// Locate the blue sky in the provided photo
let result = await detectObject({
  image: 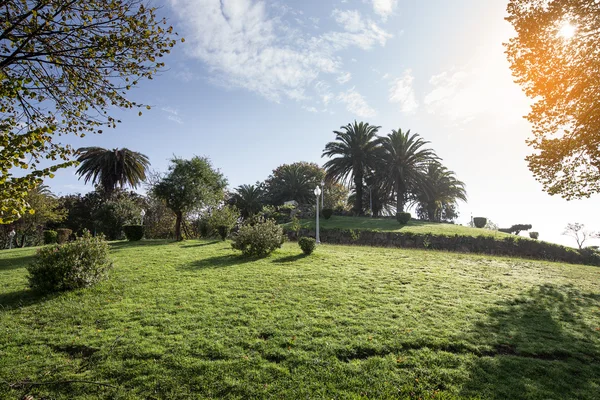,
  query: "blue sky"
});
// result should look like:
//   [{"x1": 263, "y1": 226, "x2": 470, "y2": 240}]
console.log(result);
[{"x1": 45, "y1": 0, "x2": 600, "y2": 247}]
